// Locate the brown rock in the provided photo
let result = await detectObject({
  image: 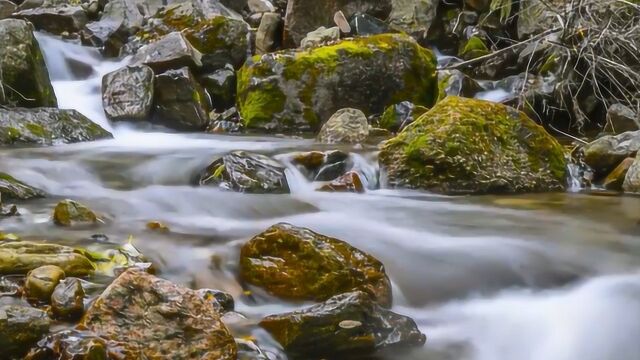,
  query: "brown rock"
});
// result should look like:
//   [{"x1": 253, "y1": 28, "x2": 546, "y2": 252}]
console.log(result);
[
  {"x1": 318, "y1": 171, "x2": 365, "y2": 193},
  {"x1": 603, "y1": 157, "x2": 635, "y2": 191}
]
